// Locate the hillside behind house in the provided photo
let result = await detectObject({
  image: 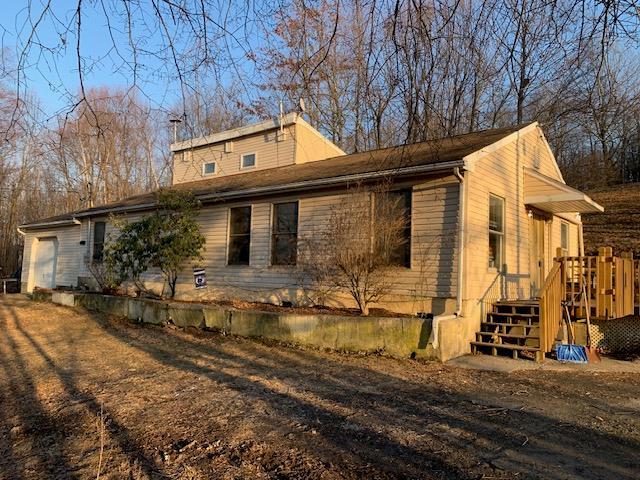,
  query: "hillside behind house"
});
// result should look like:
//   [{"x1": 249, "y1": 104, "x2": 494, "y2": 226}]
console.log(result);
[{"x1": 583, "y1": 183, "x2": 640, "y2": 256}]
